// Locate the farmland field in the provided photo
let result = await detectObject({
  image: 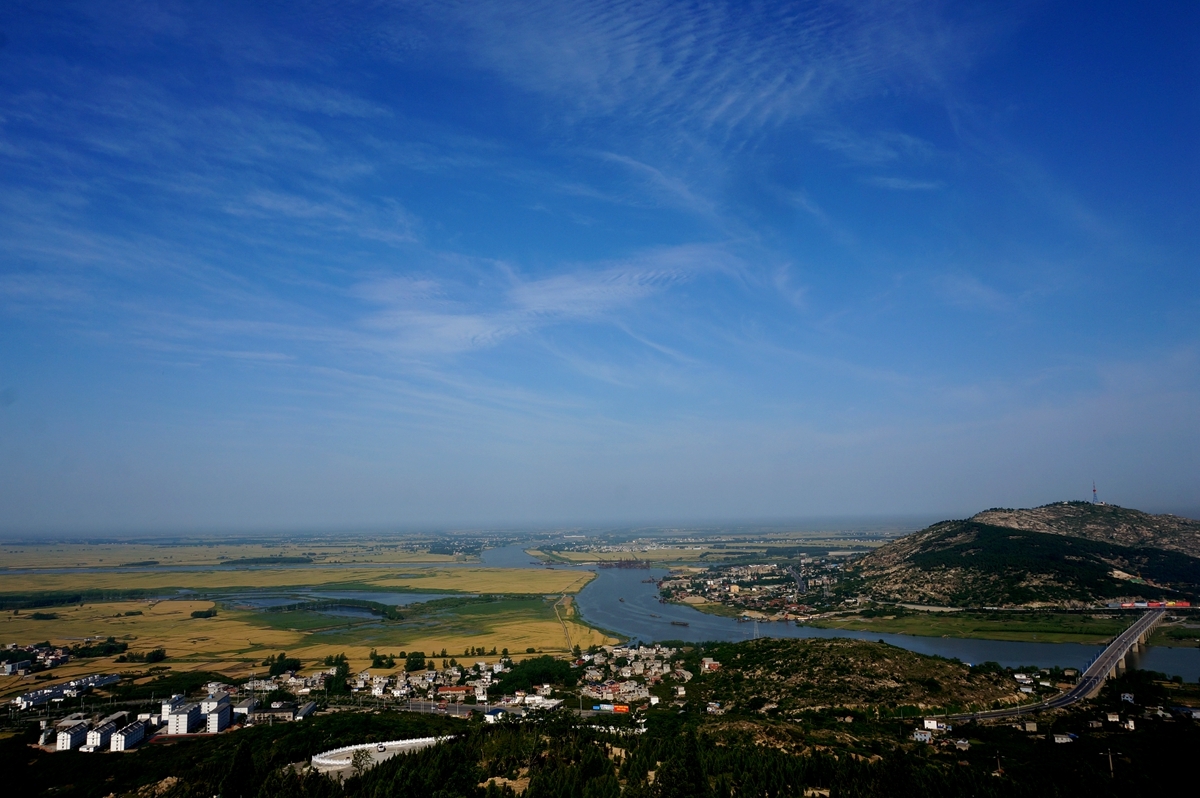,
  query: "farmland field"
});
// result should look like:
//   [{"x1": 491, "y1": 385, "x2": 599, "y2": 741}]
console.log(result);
[
  {"x1": 0, "y1": 564, "x2": 593, "y2": 596},
  {"x1": 807, "y1": 610, "x2": 1132, "y2": 644},
  {"x1": 0, "y1": 540, "x2": 610, "y2": 700},
  {"x1": 0, "y1": 541, "x2": 463, "y2": 569},
  {"x1": 0, "y1": 593, "x2": 612, "y2": 701}
]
